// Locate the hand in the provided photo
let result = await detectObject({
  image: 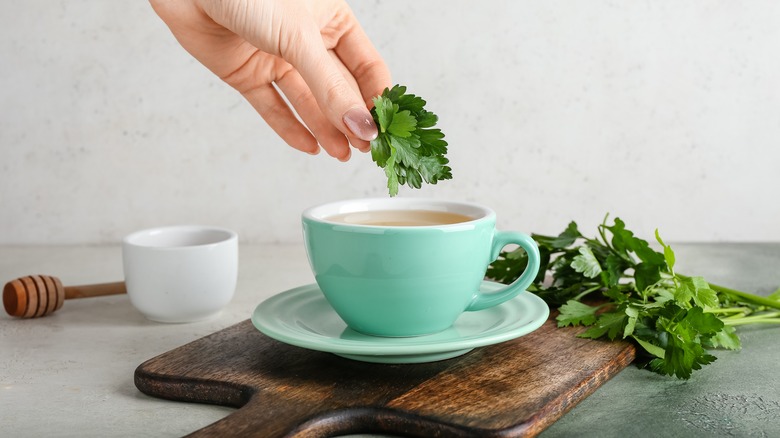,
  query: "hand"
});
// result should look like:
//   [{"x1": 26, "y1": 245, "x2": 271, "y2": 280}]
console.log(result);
[{"x1": 150, "y1": 0, "x2": 391, "y2": 161}]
